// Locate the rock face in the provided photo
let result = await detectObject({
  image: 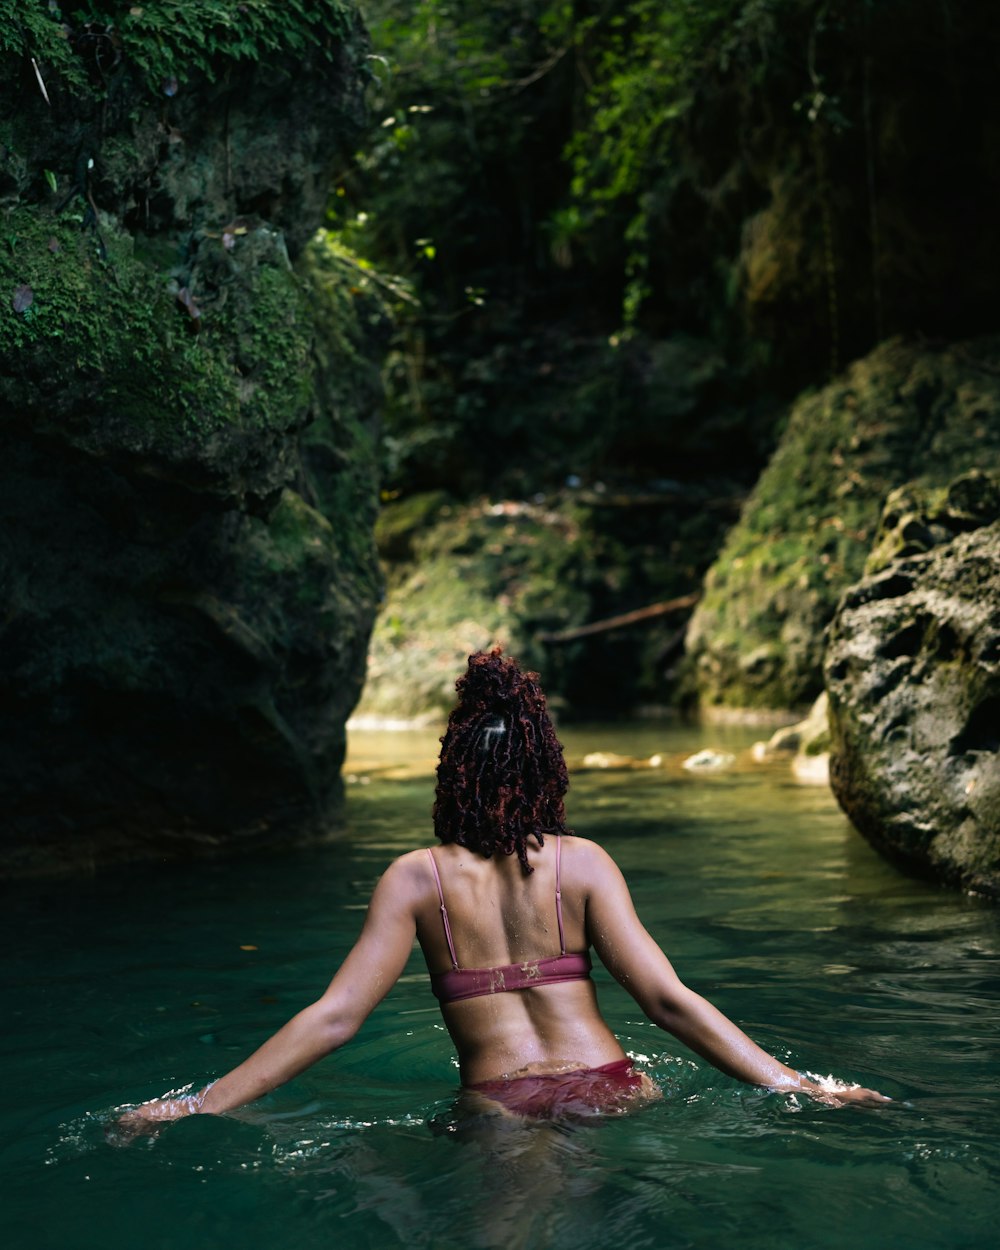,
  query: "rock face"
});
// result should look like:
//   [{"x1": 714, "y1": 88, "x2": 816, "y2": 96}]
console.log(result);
[
  {"x1": 355, "y1": 482, "x2": 729, "y2": 724},
  {"x1": 0, "y1": 6, "x2": 383, "y2": 874},
  {"x1": 825, "y1": 474, "x2": 1000, "y2": 896},
  {"x1": 685, "y1": 337, "x2": 1000, "y2": 711}
]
